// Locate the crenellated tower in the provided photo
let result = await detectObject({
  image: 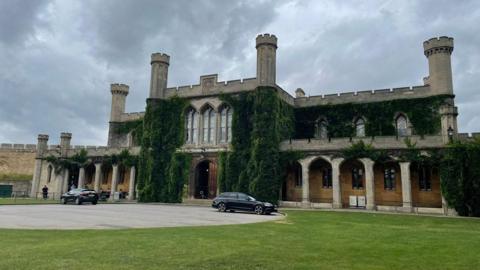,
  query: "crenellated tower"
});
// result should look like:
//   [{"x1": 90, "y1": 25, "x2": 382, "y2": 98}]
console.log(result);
[
  {"x1": 108, "y1": 83, "x2": 129, "y2": 147},
  {"x1": 149, "y1": 53, "x2": 170, "y2": 99},
  {"x1": 423, "y1": 36, "x2": 454, "y2": 95},
  {"x1": 256, "y1": 34, "x2": 277, "y2": 86}
]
